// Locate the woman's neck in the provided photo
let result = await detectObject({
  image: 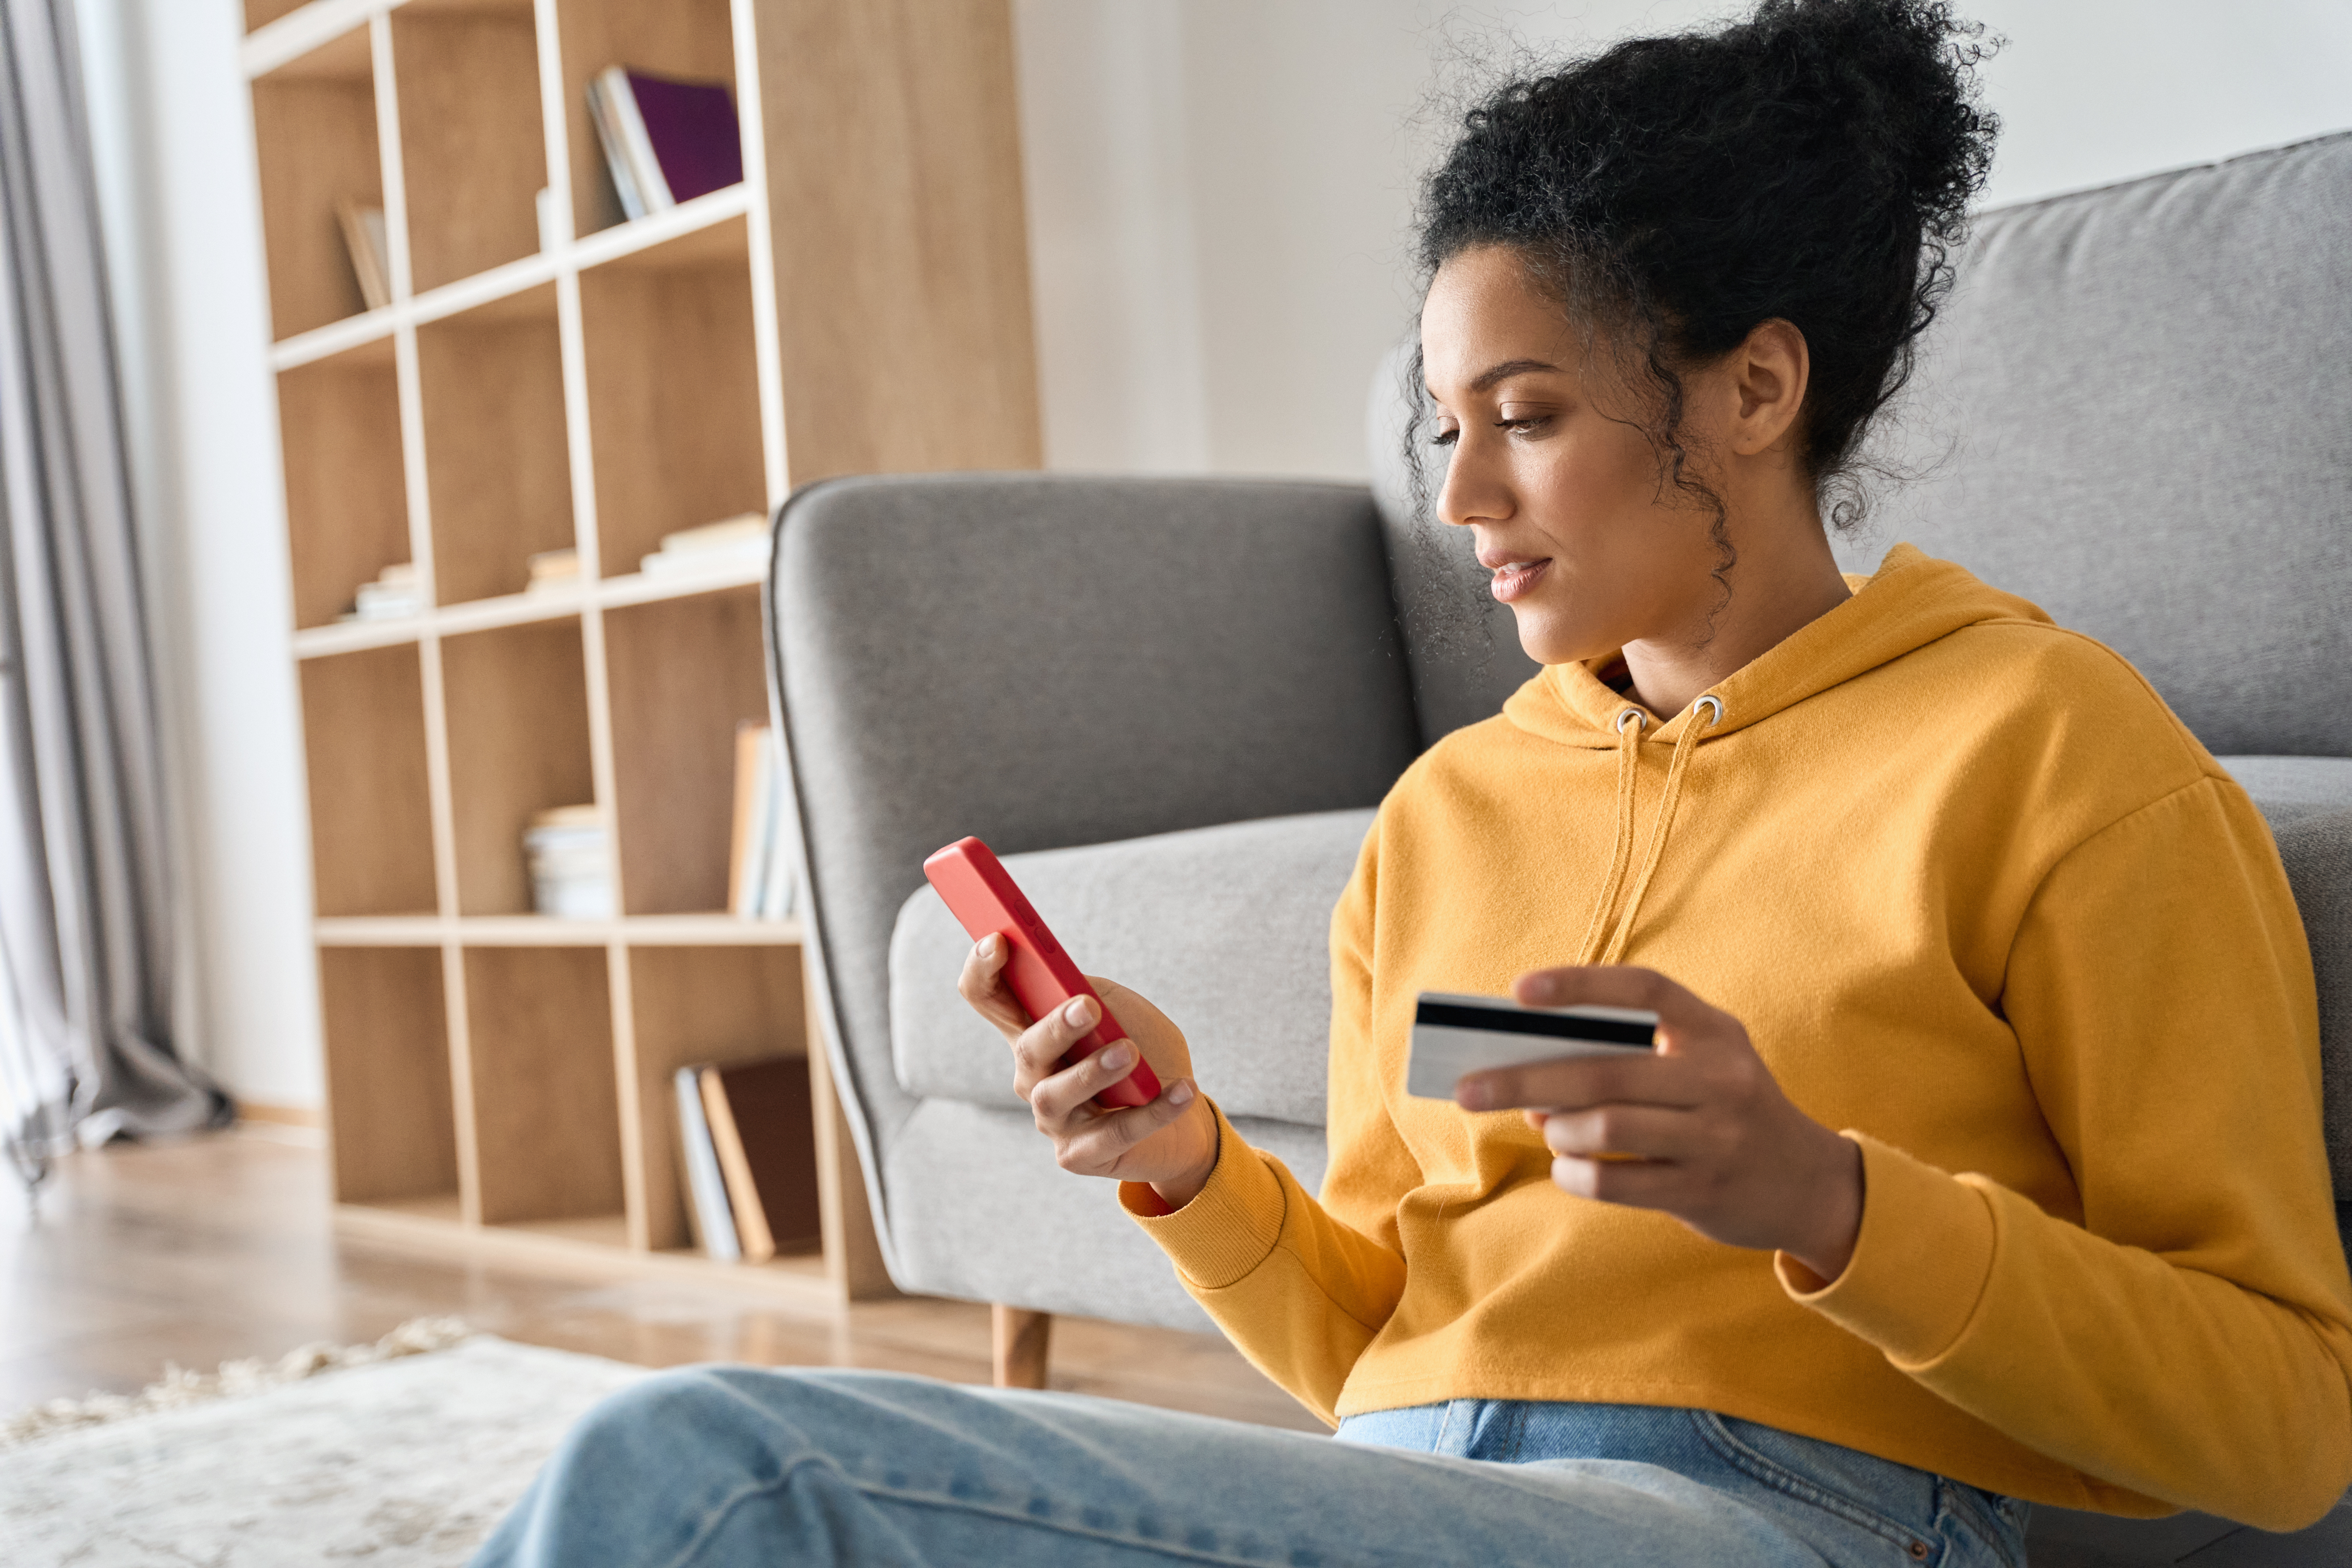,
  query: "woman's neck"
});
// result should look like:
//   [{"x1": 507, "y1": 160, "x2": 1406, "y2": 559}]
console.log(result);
[{"x1": 1618, "y1": 514, "x2": 1852, "y2": 721}]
